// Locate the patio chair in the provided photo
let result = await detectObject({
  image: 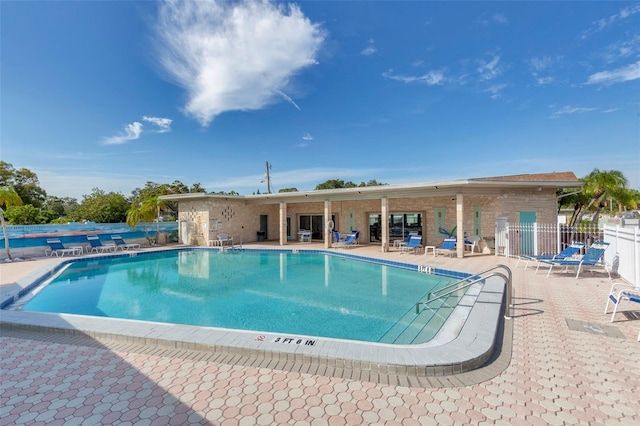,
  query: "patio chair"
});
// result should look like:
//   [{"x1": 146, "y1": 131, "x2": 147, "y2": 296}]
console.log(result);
[
  {"x1": 400, "y1": 235, "x2": 422, "y2": 254},
  {"x1": 86, "y1": 235, "x2": 116, "y2": 253},
  {"x1": 217, "y1": 233, "x2": 233, "y2": 246},
  {"x1": 541, "y1": 241, "x2": 610, "y2": 279},
  {"x1": 516, "y1": 241, "x2": 585, "y2": 271},
  {"x1": 604, "y1": 282, "x2": 640, "y2": 322},
  {"x1": 45, "y1": 239, "x2": 82, "y2": 257},
  {"x1": 334, "y1": 233, "x2": 357, "y2": 249},
  {"x1": 394, "y1": 231, "x2": 418, "y2": 250},
  {"x1": 351, "y1": 230, "x2": 360, "y2": 245},
  {"x1": 299, "y1": 230, "x2": 311, "y2": 243},
  {"x1": 434, "y1": 238, "x2": 456, "y2": 257},
  {"x1": 332, "y1": 231, "x2": 342, "y2": 244},
  {"x1": 464, "y1": 235, "x2": 481, "y2": 253},
  {"x1": 110, "y1": 235, "x2": 141, "y2": 250}
]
